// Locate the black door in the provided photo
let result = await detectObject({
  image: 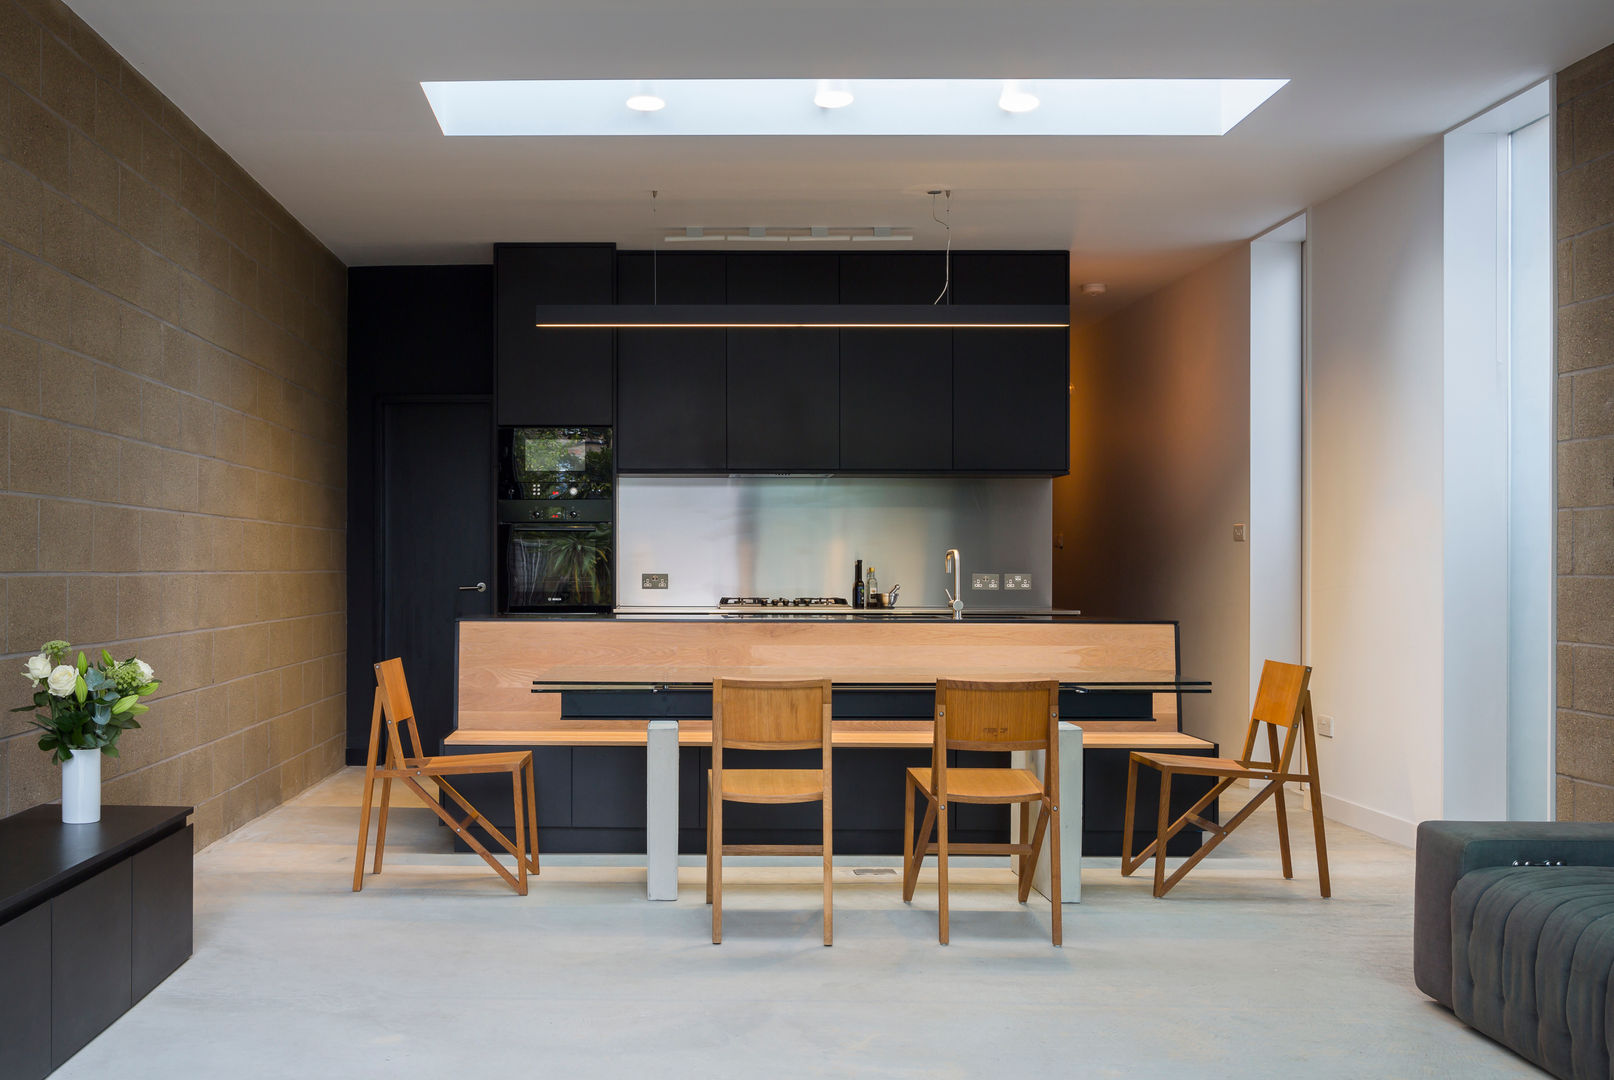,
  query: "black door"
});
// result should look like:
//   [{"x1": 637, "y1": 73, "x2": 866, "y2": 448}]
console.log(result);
[
  {"x1": 726, "y1": 330, "x2": 839, "y2": 470},
  {"x1": 380, "y1": 400, "x2": 494, "y2": 754}
]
